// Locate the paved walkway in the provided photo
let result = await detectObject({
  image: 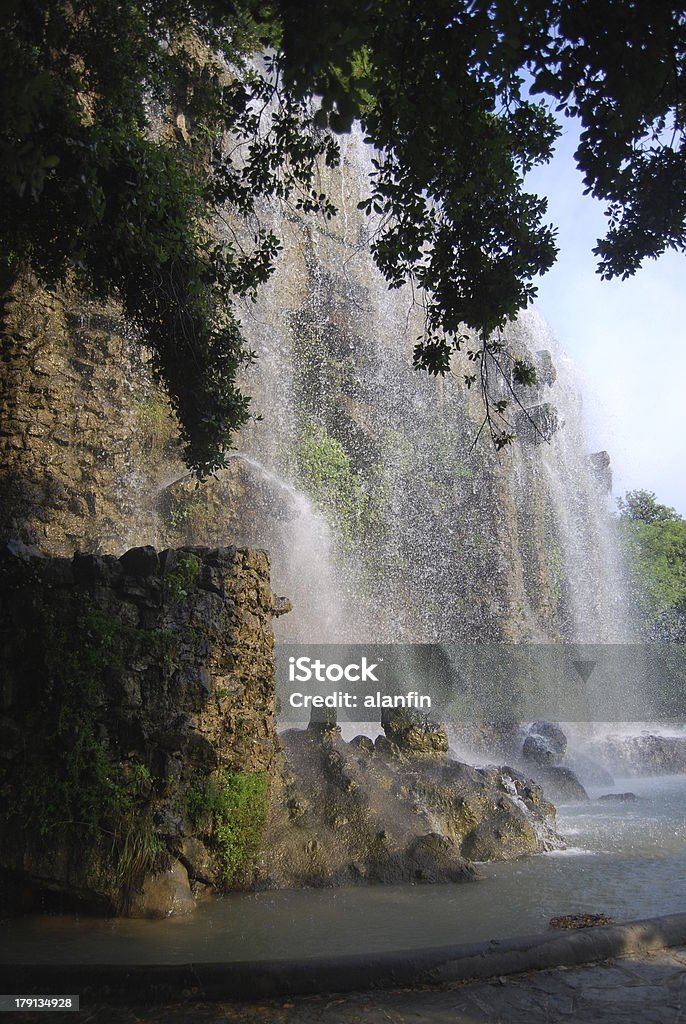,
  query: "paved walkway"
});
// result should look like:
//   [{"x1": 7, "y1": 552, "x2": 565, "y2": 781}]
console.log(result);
[{"x1": 14, "y1": 946, "x2": 686, "y2": 1023}]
